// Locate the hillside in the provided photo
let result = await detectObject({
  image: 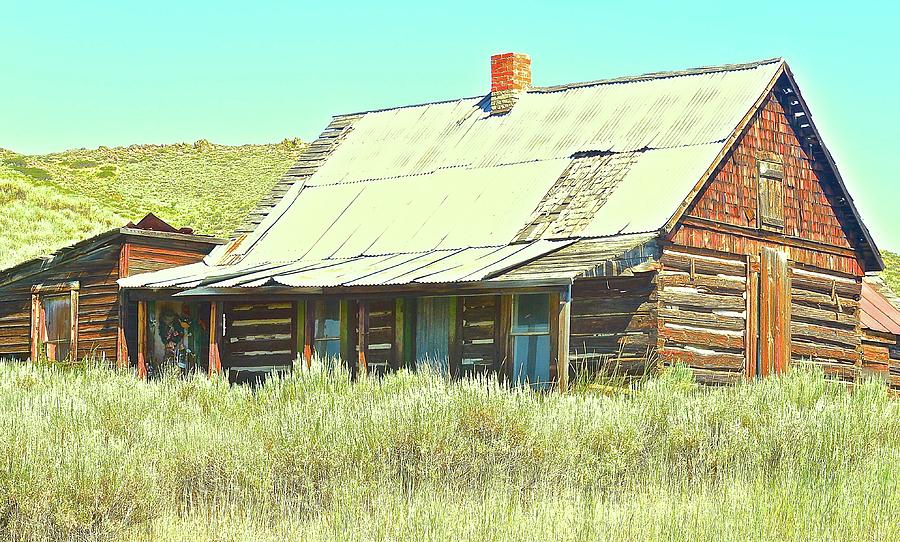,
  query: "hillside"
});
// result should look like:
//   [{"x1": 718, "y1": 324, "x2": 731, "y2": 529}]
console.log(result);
[
  {"x1": 0, "y1": 140, "x2": 304, "y2": 270},
  {"x1": 0, "y1": 362, "x2": 895, "y2": 541},
  {"x1": 882, "y1": 250, "x2": 900, "y2": 297}
]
